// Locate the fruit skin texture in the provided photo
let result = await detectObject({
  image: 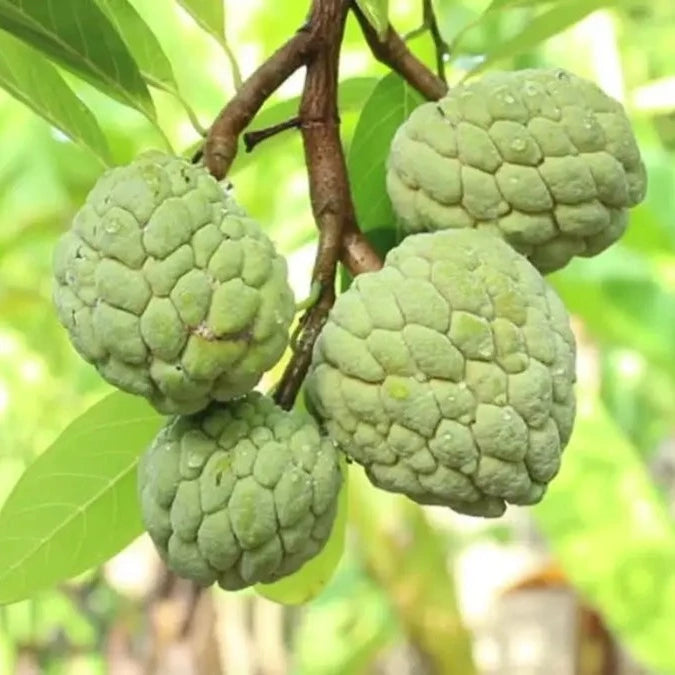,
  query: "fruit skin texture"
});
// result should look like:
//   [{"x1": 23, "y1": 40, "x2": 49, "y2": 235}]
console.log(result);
[
  {"x1": 386, "y1": 68, "x2": 647, "y2": 273},
  {"x1": 52, "y1": 151, "x2": 295, "y2": 415},
  {"x1": 306, "y1": 228, "x2": 576, "y2": 517},
  {"x1": 138, "y1": 392, "x2": 343, "y2": 590}
]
